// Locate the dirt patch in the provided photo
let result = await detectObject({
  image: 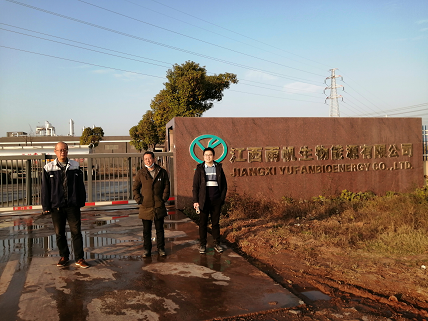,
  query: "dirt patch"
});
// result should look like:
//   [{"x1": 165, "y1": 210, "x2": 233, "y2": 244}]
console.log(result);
[{"x1": 219, "y1": 220, "x2": 428, "y2": 320}]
